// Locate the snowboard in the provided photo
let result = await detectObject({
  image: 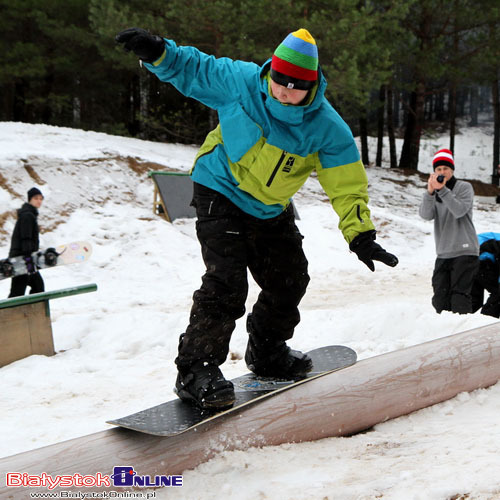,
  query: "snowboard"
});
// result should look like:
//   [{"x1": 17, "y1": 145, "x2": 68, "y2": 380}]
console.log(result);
[
  {"x1": 0, "y1": 241, "x2": 92, "y2": 280},
  {"x1": 107, "y1": 345, "x2": 356, "y2": 436}
]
